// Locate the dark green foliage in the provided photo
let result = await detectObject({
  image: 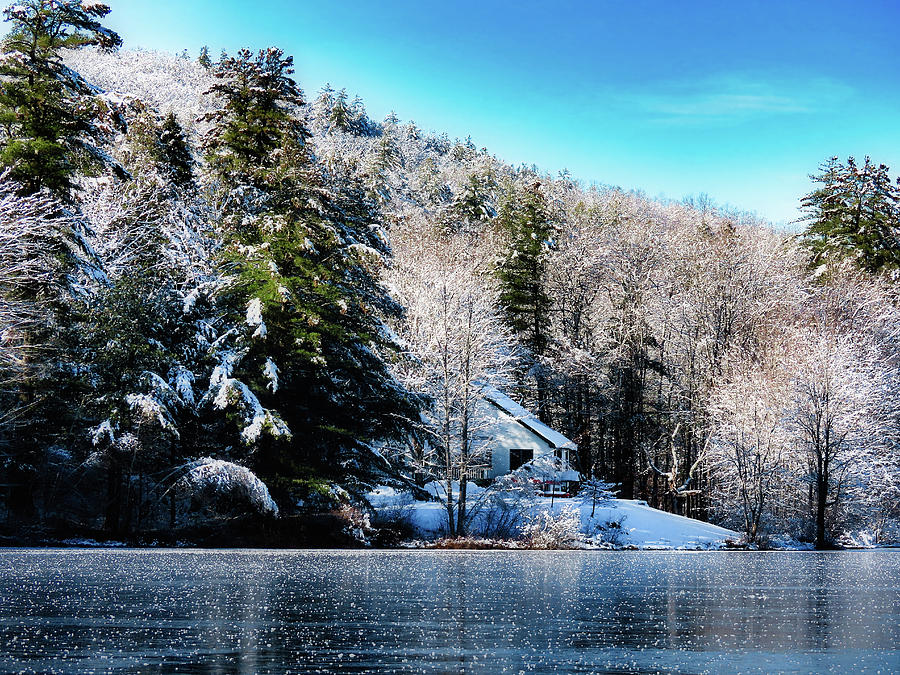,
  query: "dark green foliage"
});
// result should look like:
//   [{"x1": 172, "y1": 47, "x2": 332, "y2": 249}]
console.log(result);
[
  {"x1": 125, "y1": 105, "x2": 194, "y2": 189},
  {"x1": 495, "y1": 182, "x2": 555, "y2": 419},
  {"x1": 72, "y1": 270, "x2": 197, "y2": 534},
  {"x1": 203, "y1": 46, "x2": 421, "y2": 486},
  {"x1": 0, "y1": 180, "x2": 91, "y2": 520},
  {"x1": 197, "y1": 45, "x2": 211, "y2": 69},
  {"x1": 0, "y1": 1, "x2": 122, "y2": 195},
  {"x1": 202, "y1": 47, "x2": 308, "y2": 190},
  {"x1": 366, "y1": 115, "x2": 401, "y2": 203},
  {"x1": 450, "y1": 170, "x2": 496, "y2": 229},
  {"x1": 316, "y1": 85, "x2": 373, "y2": 136},
  {"x1": 328, "y1": 89, "x2": 352, "y2": 132},
  {"x1": 494, "y1": 181, "x2": 558, "y2": 426},
  {"x1": 496, "y1": 182, "x2": 555, "y2": 357},
  {"x1": 158, "y1": 112, "x2": 194, "y2": 187},
  {"x1": 799, "y1": 156, "x2": 900, "y2": 275}
]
